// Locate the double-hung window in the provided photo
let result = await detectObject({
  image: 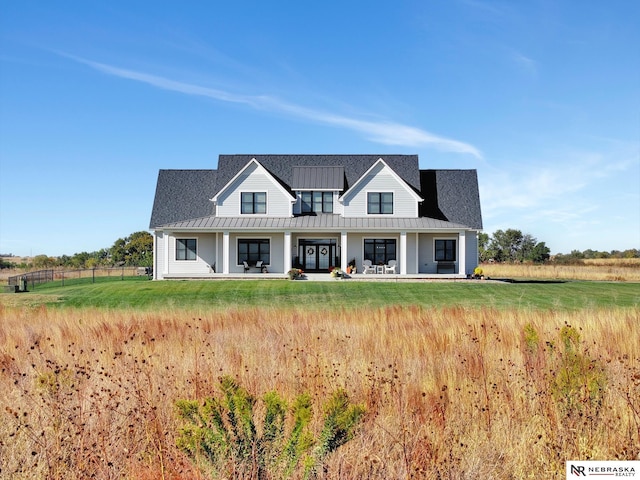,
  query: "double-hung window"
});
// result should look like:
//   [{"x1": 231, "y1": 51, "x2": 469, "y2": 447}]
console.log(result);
[
  {"x1": 238, "y1": 239, "x2": 270, "y2": 265},
  {"x1": 301, "y1": 191, "x2": 333, "y2": 213},
  {"x1": 435, "y1": 239, "x2": 456, "y2": 262},
  {"x1": 367, "y1": 192, "x2": 393, "y2": 214},
  {"x1": 241, "y1": 192, "x2": 267, "y2": 214},
  {"x1": 176, "y1": 238, "x2": 197, "y2": 261}
]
